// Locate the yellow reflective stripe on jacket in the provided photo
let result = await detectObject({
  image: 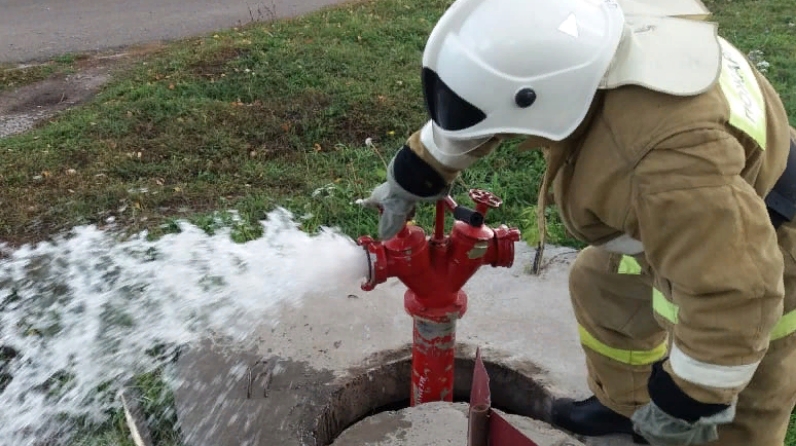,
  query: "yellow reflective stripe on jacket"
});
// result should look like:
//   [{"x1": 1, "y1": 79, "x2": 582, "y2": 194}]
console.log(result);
[
  {"x1": 717, "y1": 37, "x2": 767, "y2": 149},
  {"x1": 770, "y1": 310, "x2": 796, "y2": 341},
  {"x1": 653, "y1": 290, "x2": 679, "y2": 324},
  {"x1": 619, "y1": 255, "x2": 643, "y2": 275},
  {"x1": 578, "y1": 325, "x2": 668, "y2": 365},
  {"x1": 618, "y1": 255, "x2": 796, "y2": 339},
  {"x1": 652, "y1": 290, "x2": 796, "y2": 340},
  {"x1": 618, "y1": 255, "x2": 642, "y2": 274}
]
